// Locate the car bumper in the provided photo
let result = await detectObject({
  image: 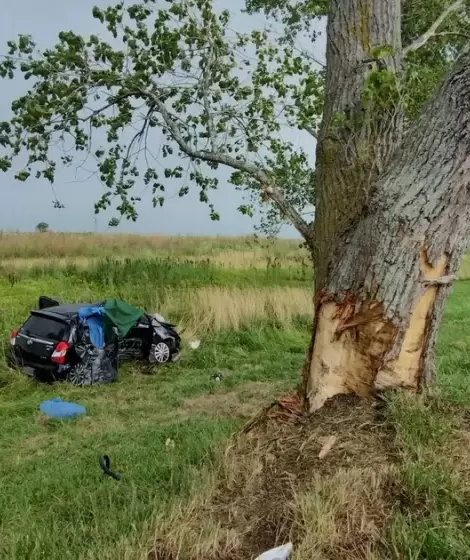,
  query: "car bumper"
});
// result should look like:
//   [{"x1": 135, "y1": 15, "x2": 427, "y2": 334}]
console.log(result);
[
  {"x1": 6, "y1": 353, "x2": 36, "y2": 377},
  {"x1": 6, "y1": 349, "x2": 61, "y2": 377}
]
